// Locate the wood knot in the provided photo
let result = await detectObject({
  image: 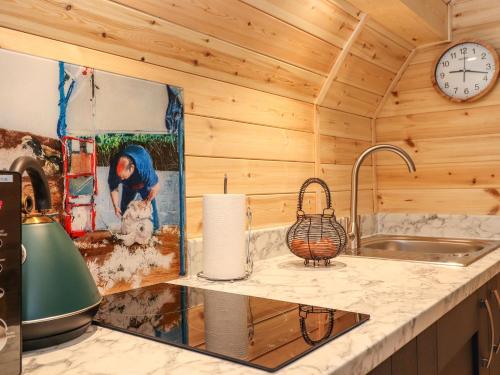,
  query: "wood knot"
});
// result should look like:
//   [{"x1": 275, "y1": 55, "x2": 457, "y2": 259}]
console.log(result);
[
  {"x1": 485, "y1": 188, "x2": 500, "y2": 198},
  {"x1": 66, "y1": 4, "x2": 72, "y2": 11},
  {"x1": 488, "y1": 205, "x2": 500, "y2": 215}
]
